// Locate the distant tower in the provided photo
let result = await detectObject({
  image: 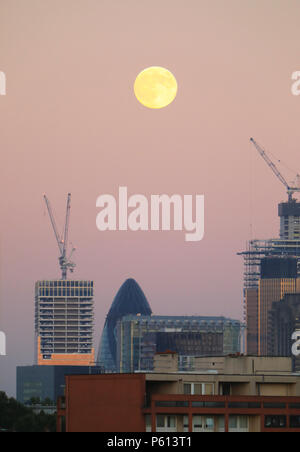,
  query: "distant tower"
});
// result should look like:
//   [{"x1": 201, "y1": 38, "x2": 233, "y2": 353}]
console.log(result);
[
  {"x1": 36, "y1": 194, "x2": 95, "y2": 366},
  {"x1": 279, "y1": 201, "x2": 300, "y2": 240},
  {"x1": 240, "y1": 139, "x2": 300, "y2": 356},
  {"x1": 98, "y1": 279, "x2": 152, "y2": 372},
  {"x1": 258, "y1": 257, "x2": 299, "y2": 356},
  {"x1": 35, "y1": 280, "x2": 95, "y2": 366}
]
